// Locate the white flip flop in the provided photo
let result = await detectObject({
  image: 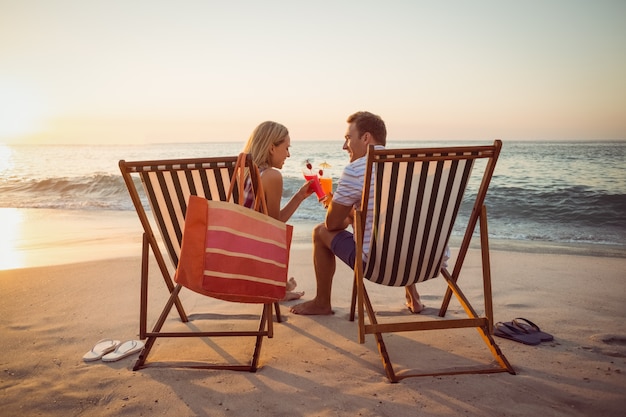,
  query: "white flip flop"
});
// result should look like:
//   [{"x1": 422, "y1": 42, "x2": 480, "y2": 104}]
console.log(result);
[
  {"x1": 101, "y1": 340, "x2": 145, "y2": 362},
  {"x1": 82, "y1": 339, "x2": 120, "y2": 362}
]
